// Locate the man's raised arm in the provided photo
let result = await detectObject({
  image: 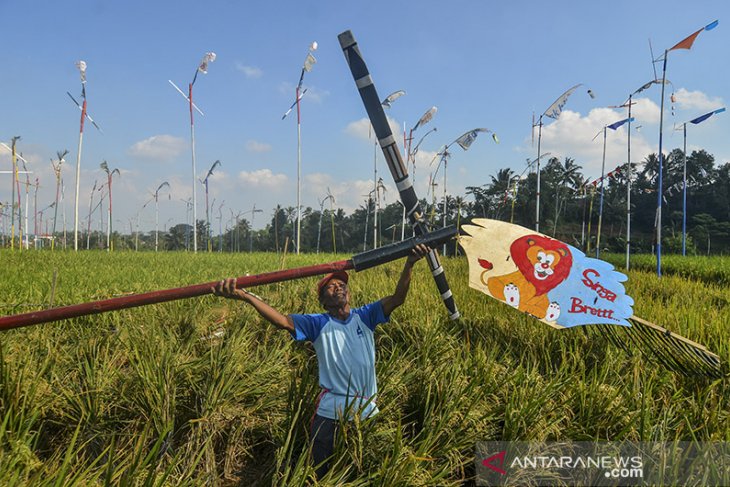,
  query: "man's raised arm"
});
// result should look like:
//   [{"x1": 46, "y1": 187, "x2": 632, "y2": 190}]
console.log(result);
[
  {"x1": 212, "y1": 278, "x2": 294, "y2": 332},
  {"x1": 381, "y1": 244, "x2": 429, "y2": 317}
]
